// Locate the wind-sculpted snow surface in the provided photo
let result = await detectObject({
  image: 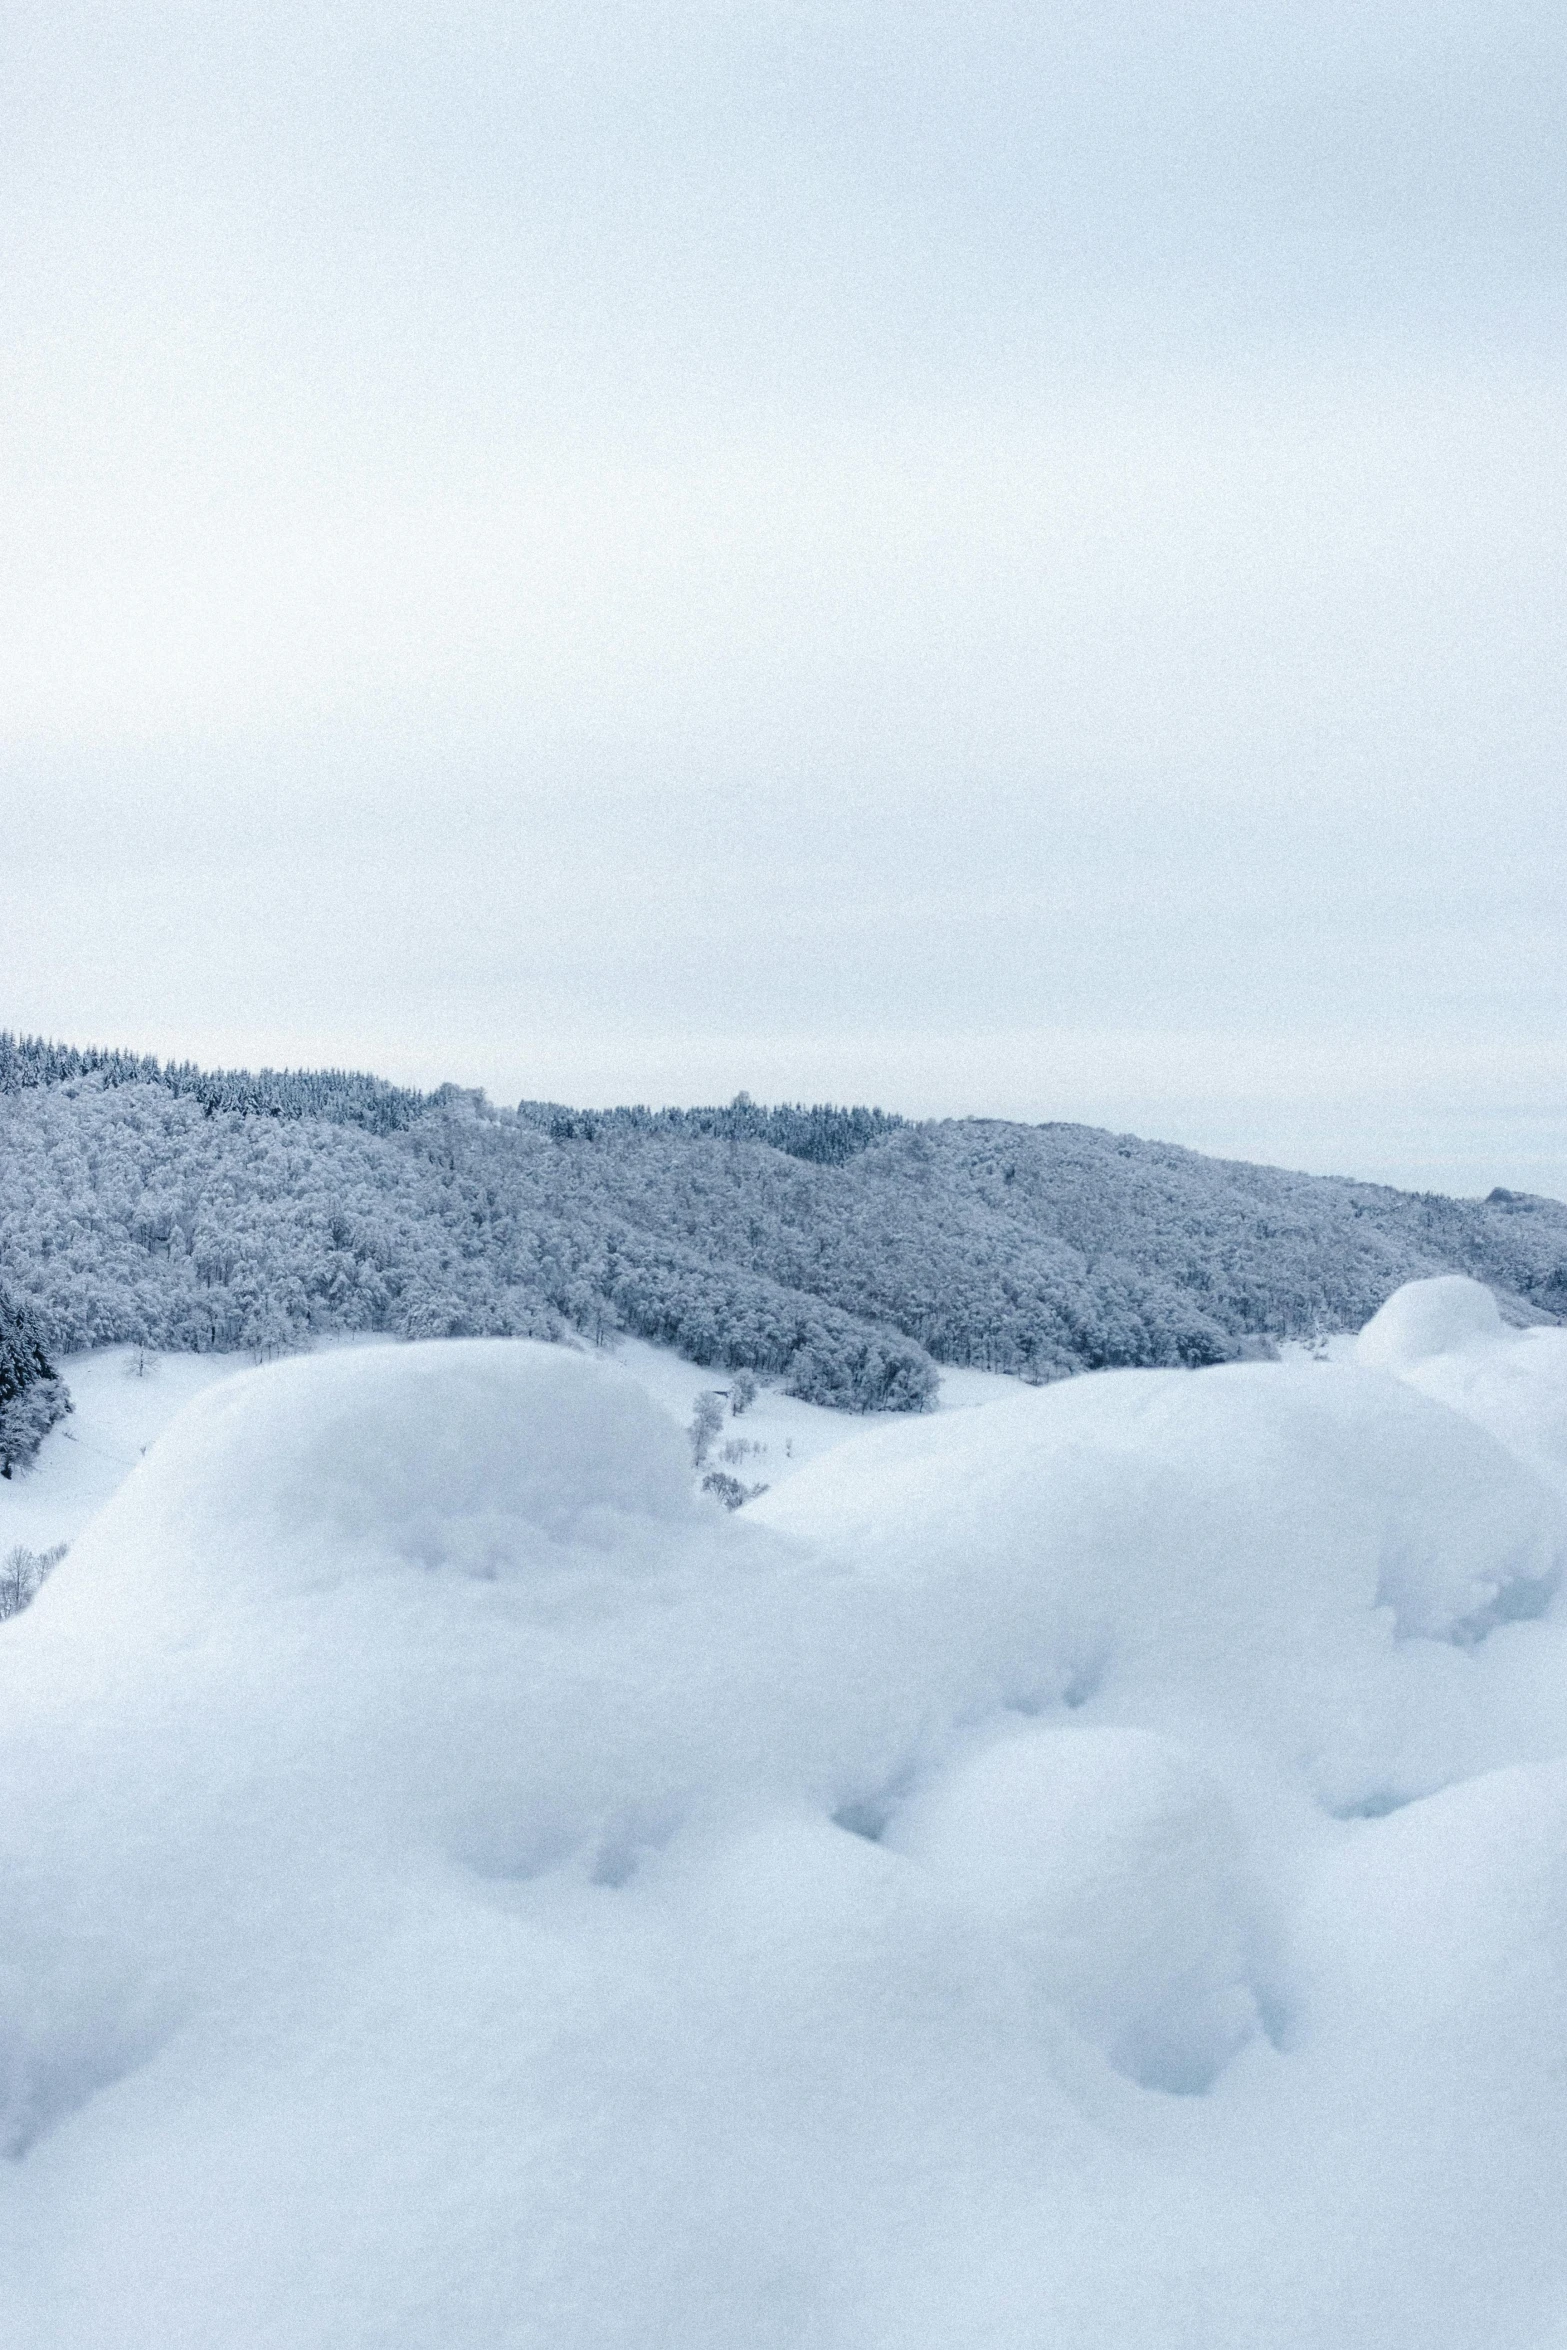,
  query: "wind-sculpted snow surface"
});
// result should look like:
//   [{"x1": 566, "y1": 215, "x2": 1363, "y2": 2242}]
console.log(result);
[
  {"x1": 5, "y1": 1284, "x2": 1567, "y2": 2345},
  {"x1": 1356, "y1": 1272, "x2": 1567, "y2": 1505}
]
